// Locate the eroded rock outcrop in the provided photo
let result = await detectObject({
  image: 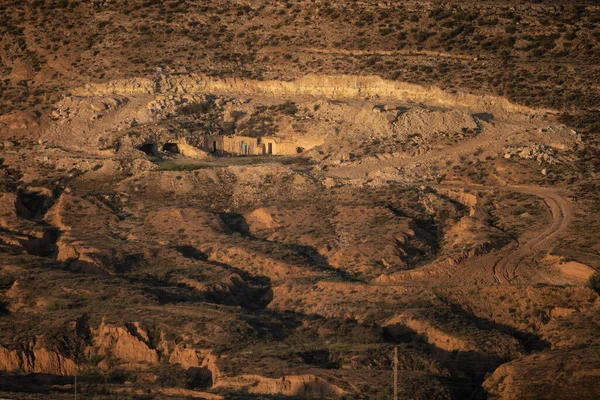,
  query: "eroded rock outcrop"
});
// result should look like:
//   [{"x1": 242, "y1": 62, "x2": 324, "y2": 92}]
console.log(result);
[
  {"x1": 169, "y1": 343, "x2": 211, "y2": 370},
  {"x1": 0, "y1": 344, "x2": 77, "y2": 376},
  {"x1": 213, "y1": 374, "x2": 345, "y2": 397},
  {"x1": 92, "y1": 321, "x2": 159, "y2": 369},
  {"x1": 384, "y1": 310, "x2": 525, "y2": 360},
  {"x1": 444, "y1": 213, "x2": 510, "y2": 265},
  {"x1": 483, "y1": 348, "x2": 600, "y2": 400},
  {"x1": 71, "y1": 74, "x2": 545, "y2": 117},
  {"x1": 44, "y1": 194, "x2": 118, "y2": 274},
  {"x1": 393, "y1": 108, "x2": 479, "y2": 139}
]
